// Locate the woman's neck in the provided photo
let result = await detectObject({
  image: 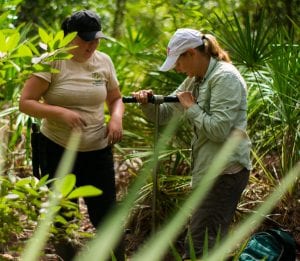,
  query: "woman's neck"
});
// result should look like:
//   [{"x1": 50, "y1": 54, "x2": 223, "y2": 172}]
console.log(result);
[{"x1": 197, "y1": 55, "x2": 210, "y2": 78}]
